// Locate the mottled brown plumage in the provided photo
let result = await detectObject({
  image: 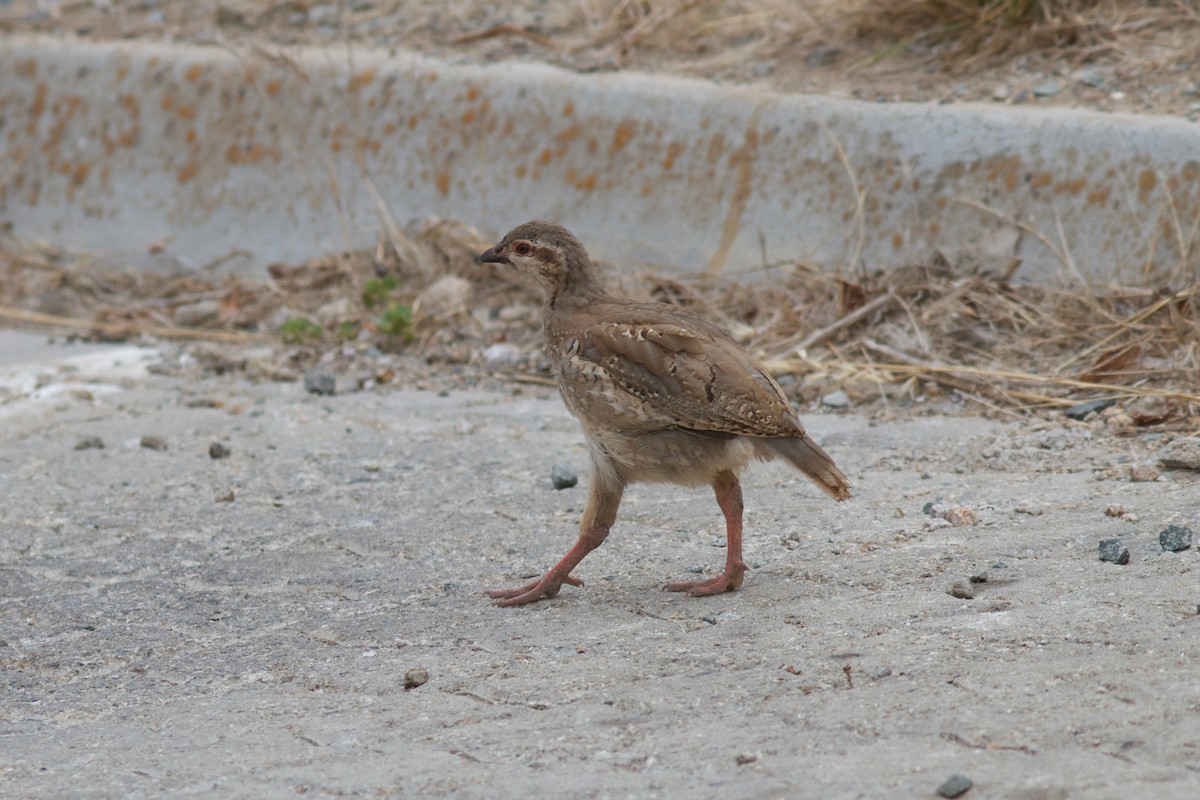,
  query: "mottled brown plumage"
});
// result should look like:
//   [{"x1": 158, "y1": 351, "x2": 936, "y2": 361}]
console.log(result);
[{"x1": 480, "y1": 220, "x2": 851, "y2": 606}]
